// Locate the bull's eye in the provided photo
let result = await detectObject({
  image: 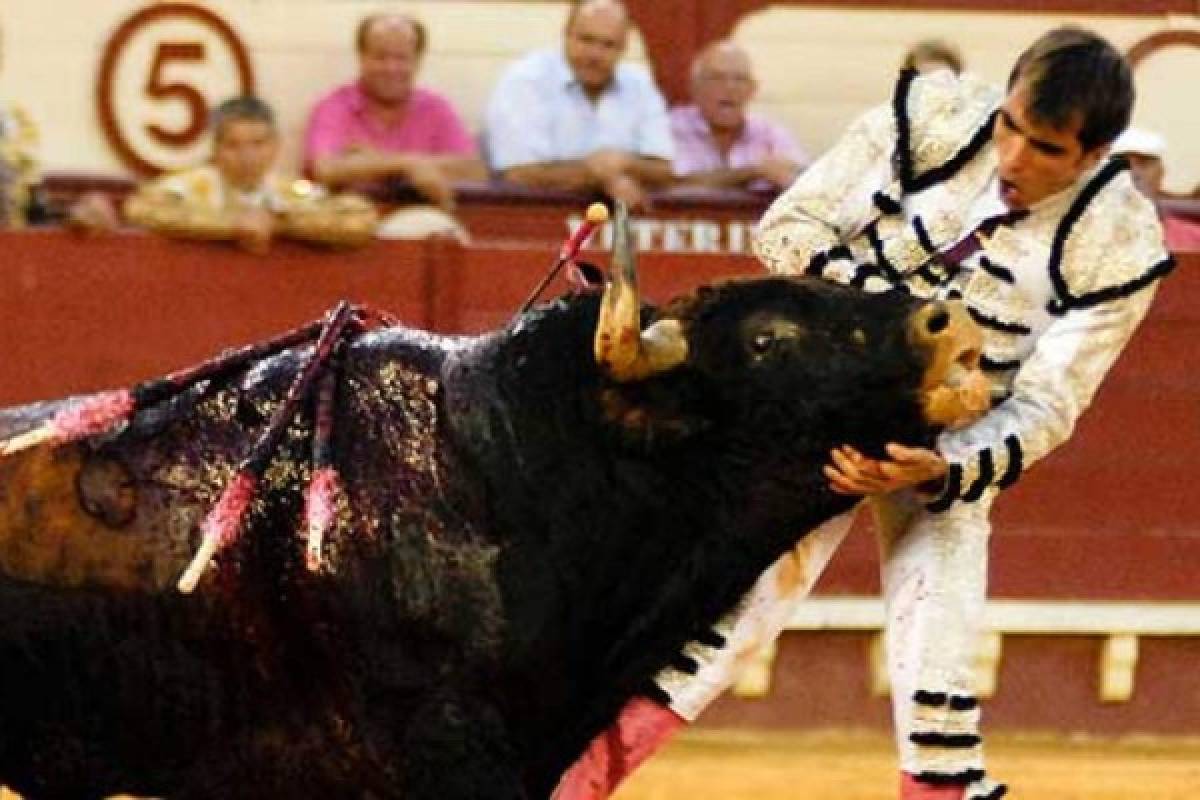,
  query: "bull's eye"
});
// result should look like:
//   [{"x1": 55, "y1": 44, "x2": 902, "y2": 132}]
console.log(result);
[
  {"x1": 742, "y1": 316, "x2": 802, "y2": 360},
  {"x1": 751, "y1": 330, "x2": 775, "y2": 356}
]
